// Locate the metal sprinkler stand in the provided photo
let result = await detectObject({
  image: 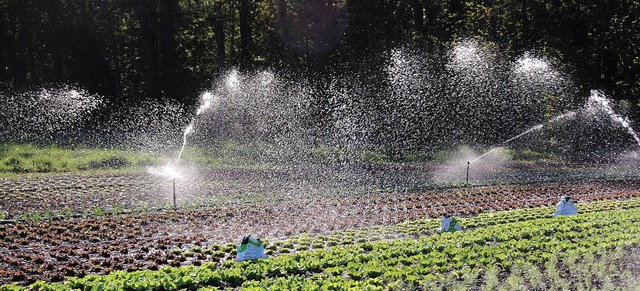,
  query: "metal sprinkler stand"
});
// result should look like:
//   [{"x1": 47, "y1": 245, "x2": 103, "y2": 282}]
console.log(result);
[
  {"x1": 466, "y1": 161, "x2": 470, "y2": 184},
  {"x1": 172, "y1": 178, "x2": 177, "y2": 210}
]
